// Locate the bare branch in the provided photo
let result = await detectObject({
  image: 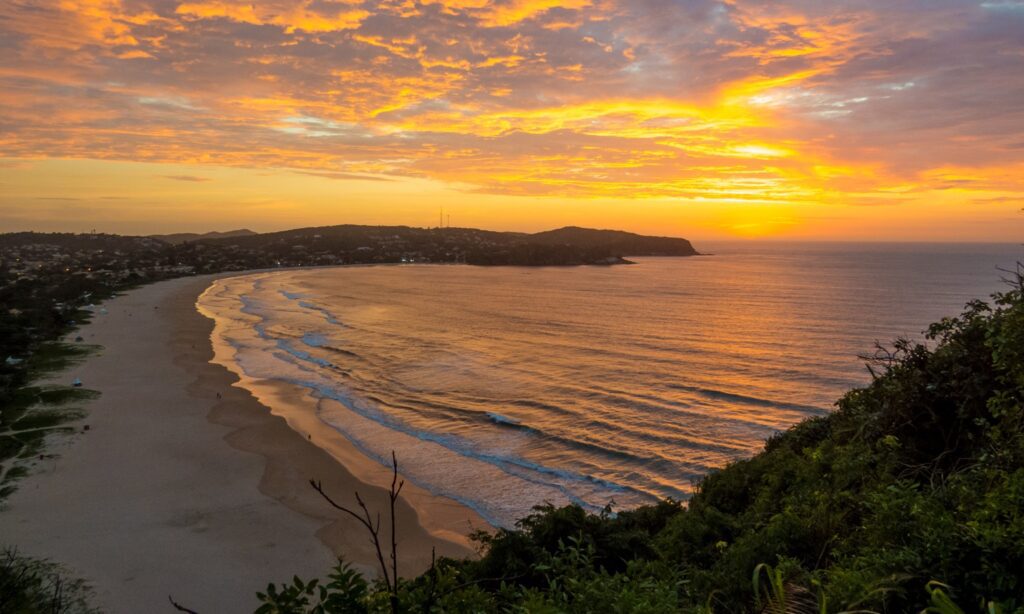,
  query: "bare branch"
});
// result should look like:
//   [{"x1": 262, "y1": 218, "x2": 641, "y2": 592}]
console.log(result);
[
  {"x1": 389, "y1": 451, "x2": 400, "y2": 595},
  {"x1": 168, "y1": 595, "x2": 199, "y2": 613},
  {"x1": 309, "y1": 479, "x2": 392, "y2": 591},
  {"x1": 309, "y1": 448, "x2": 407, "y2": 614}
]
